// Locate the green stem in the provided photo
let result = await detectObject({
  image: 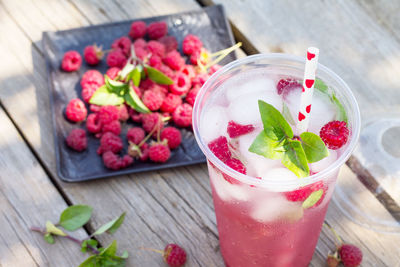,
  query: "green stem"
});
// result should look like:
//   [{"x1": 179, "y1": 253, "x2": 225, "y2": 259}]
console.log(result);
[
  {"x1": 323, "y1": 222, "x2": 343, "y2": 246},
  {"x1": 205, "y1": 42, "x2": 242, "y2": 69}
]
